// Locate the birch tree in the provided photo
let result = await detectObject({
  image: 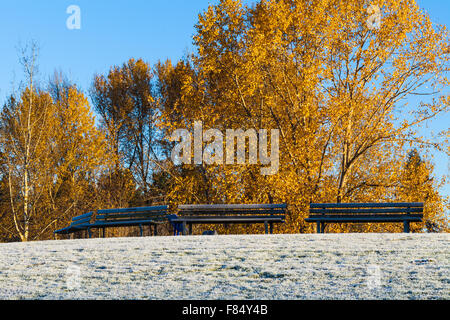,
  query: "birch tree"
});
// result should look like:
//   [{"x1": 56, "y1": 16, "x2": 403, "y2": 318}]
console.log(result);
[
  {"x1": 0, "y1": 43, "x2": 54, "y2": 241},
  {"x1": 0, "y1": 46, "x2": 109, "y2": 241}
]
